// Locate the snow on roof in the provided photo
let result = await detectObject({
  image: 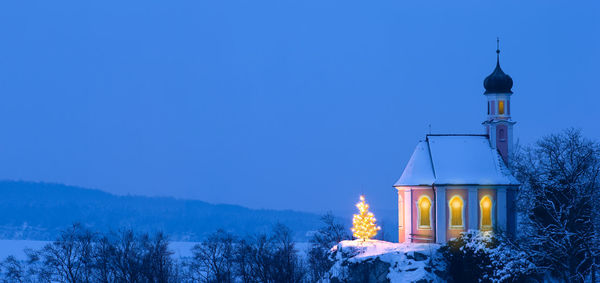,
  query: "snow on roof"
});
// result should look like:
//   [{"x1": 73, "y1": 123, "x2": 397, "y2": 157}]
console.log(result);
[
  {"x1": 394, "y1": 141, "x2": 435, "y2": 186},
  {"x1": 394, "y1": 135, "x2": 519, "y2": 186}
]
